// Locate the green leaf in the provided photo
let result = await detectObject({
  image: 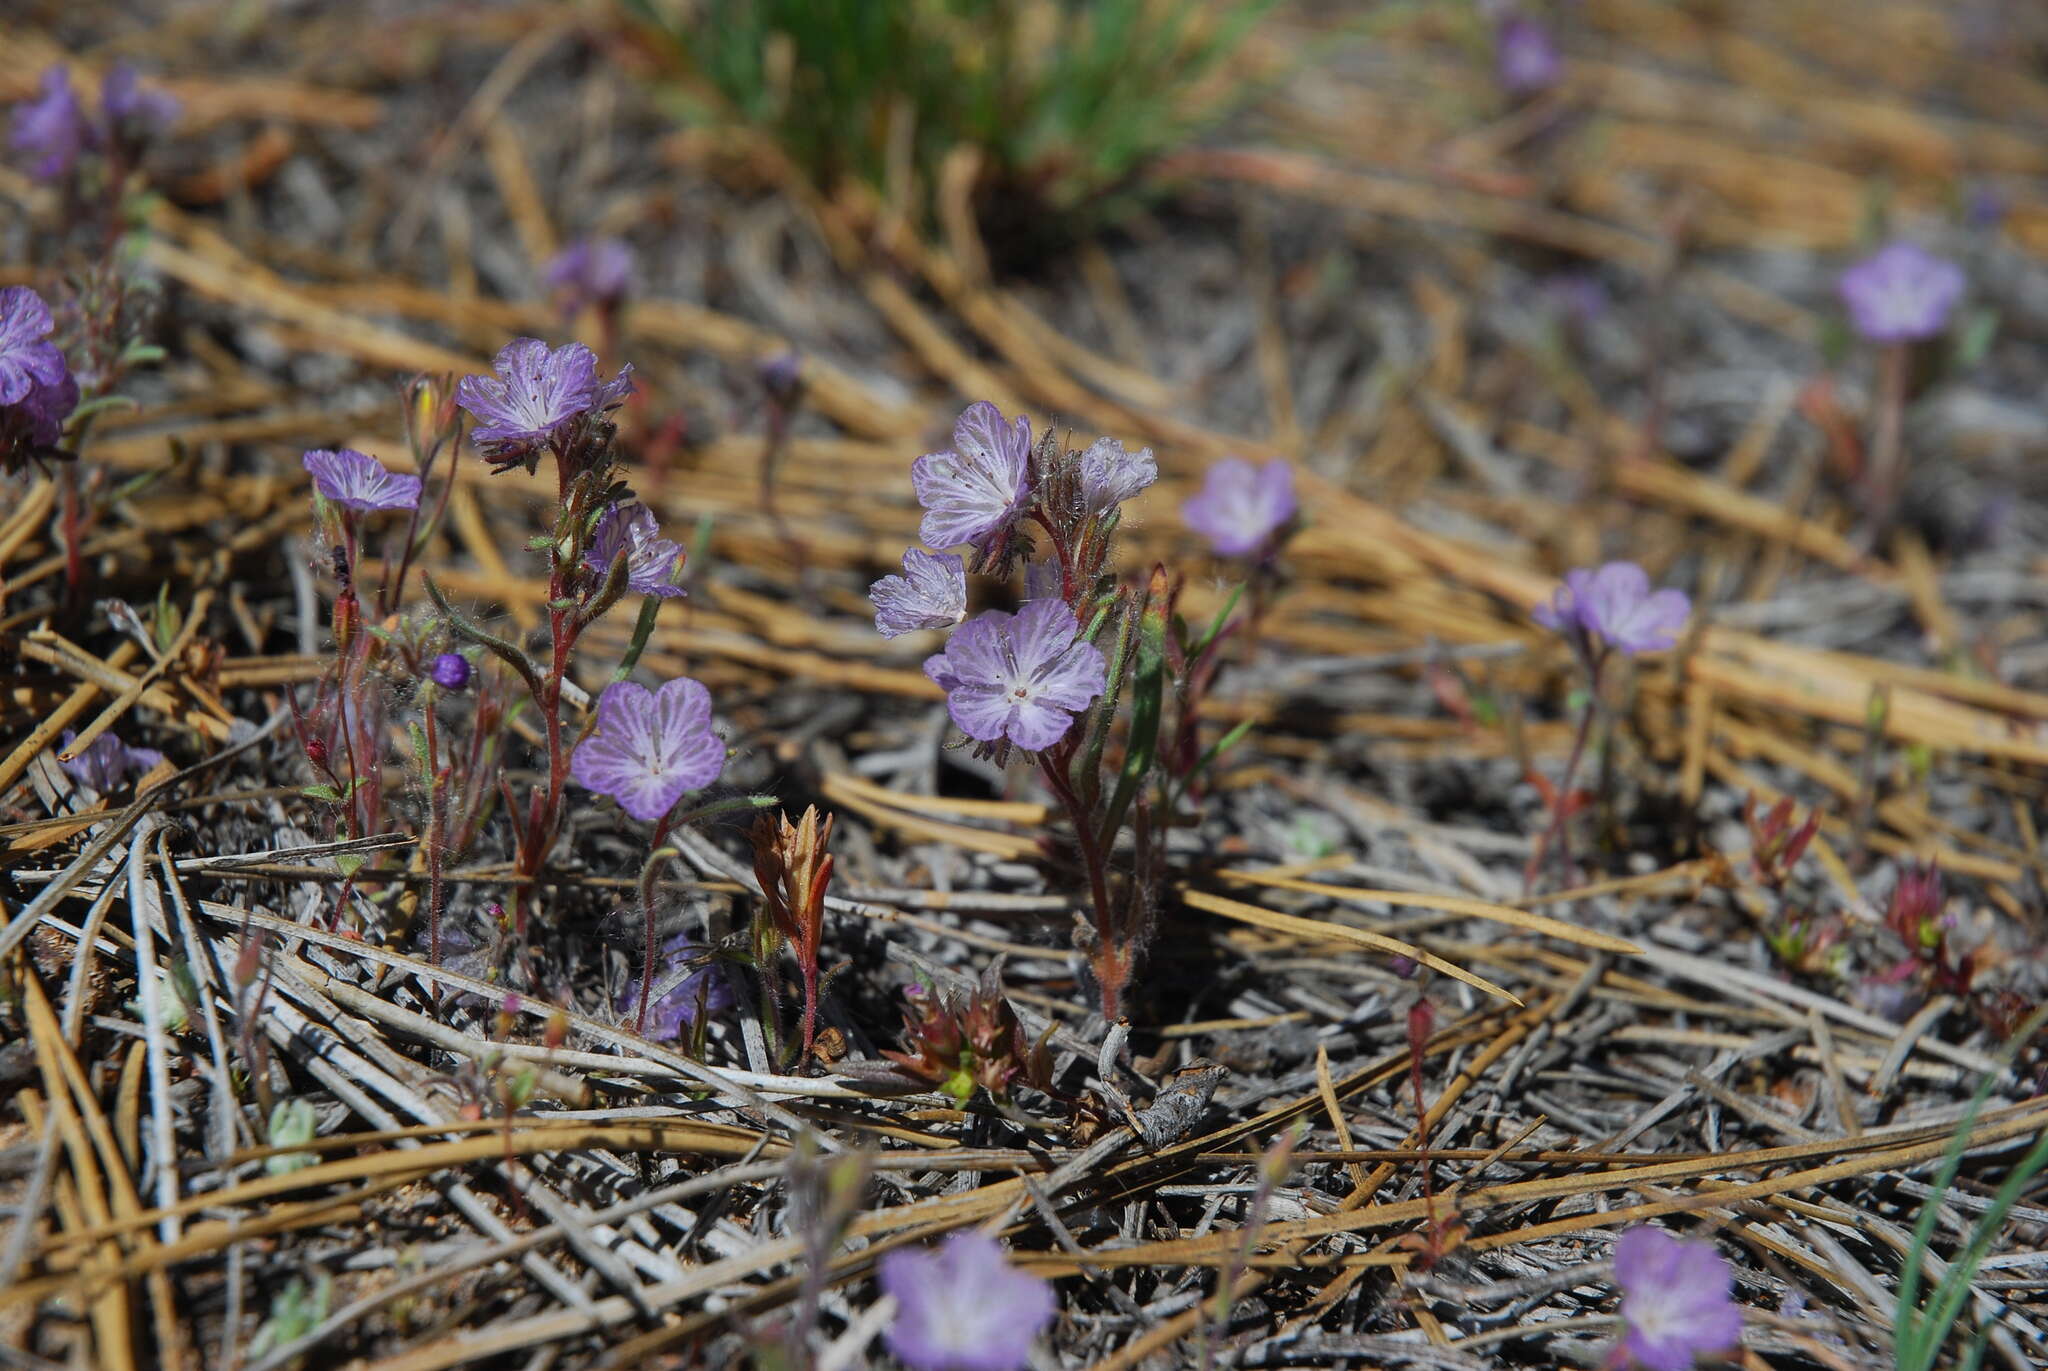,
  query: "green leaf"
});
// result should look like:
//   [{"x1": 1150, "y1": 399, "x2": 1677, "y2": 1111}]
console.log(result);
[{"x1": 301, "y1": 783, "x2": 343, "y2": 804}]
